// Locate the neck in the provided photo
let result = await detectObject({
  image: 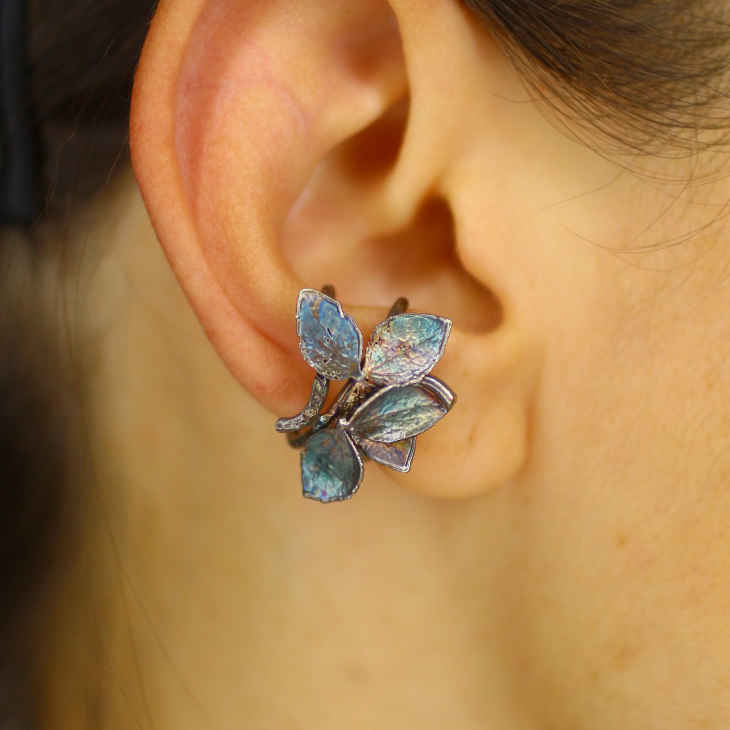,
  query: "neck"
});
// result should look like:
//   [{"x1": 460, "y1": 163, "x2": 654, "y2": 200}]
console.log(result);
[{"x1": 43, "y1": 174, "x2": 531, "y2": 730}]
